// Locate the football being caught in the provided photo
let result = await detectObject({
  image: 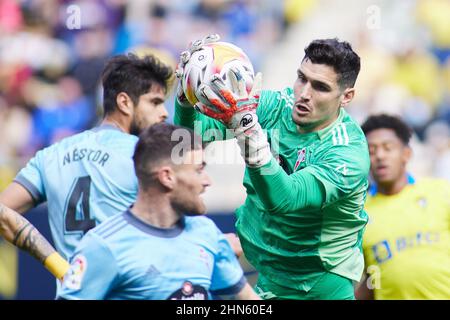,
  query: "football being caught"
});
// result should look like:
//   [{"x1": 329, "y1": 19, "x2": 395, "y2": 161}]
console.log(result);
[{"x1": 181, "y1": 41, "x2": 255, "y2": 106}]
